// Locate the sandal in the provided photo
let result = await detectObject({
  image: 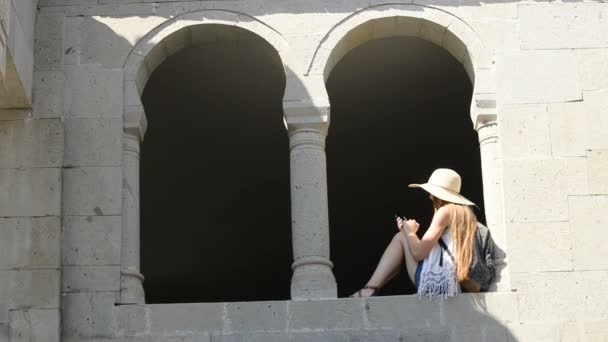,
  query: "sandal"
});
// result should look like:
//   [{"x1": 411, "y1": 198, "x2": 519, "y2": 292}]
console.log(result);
[{"x1": 349, "y1": 285, "x2": 380, "y2": 298}]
